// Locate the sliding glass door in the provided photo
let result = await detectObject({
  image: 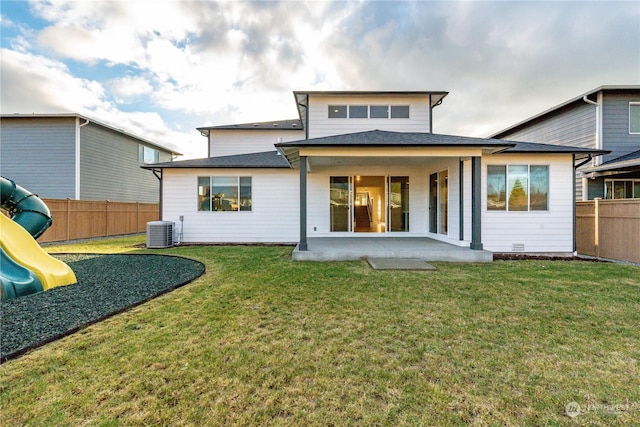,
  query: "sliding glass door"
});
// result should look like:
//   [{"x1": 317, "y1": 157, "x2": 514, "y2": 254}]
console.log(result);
[
  {"x1": 329, "y1": 175, "x2": 409, "y2": 233},
  {"x1": 429, "y1": 170, "x2": 448, "y2": 235},
  {"x1": 330, "y1": 176, "x2": 350, "y2": 231},
  {"x1": 389, "y1": 176, "x2": 409, "y2": 231}
]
